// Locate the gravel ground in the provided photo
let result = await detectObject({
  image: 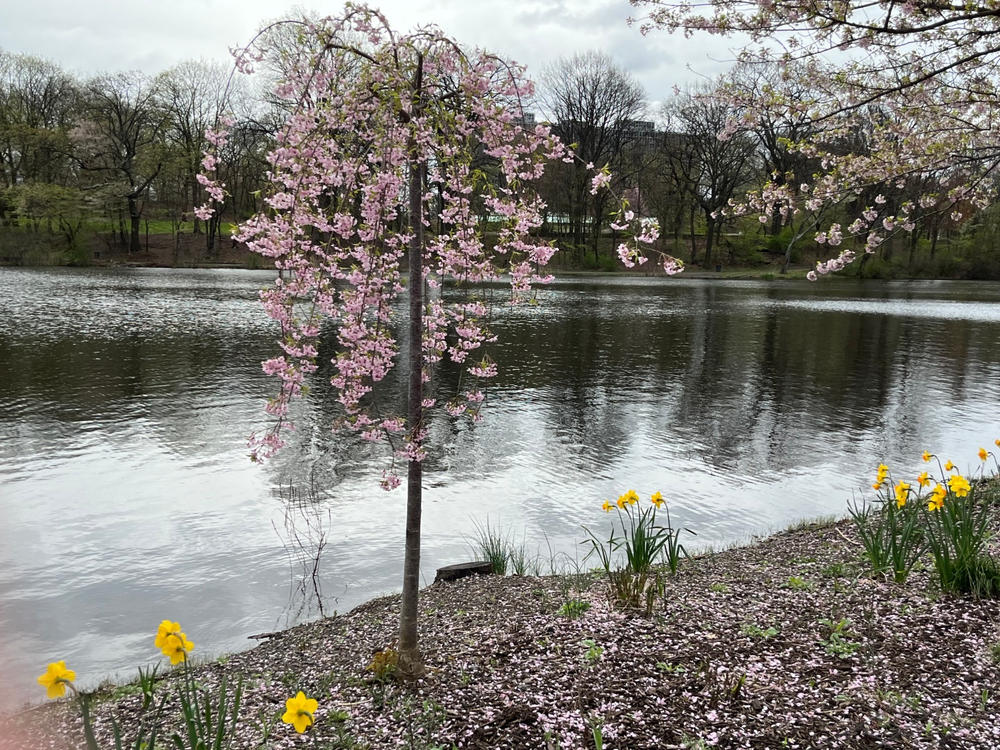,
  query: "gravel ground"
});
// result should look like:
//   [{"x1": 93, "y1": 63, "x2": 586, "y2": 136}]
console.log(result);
[{"x1": 5, "y1": 518, "x2": 1000, "y2": 750}]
